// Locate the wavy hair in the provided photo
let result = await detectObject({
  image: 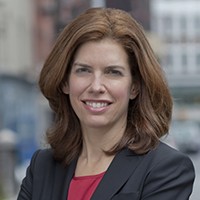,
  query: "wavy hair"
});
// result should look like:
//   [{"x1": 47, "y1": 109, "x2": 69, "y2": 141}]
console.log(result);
[{"x1": 39, "y1": 7, "x2": 173, "y2": 165}]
